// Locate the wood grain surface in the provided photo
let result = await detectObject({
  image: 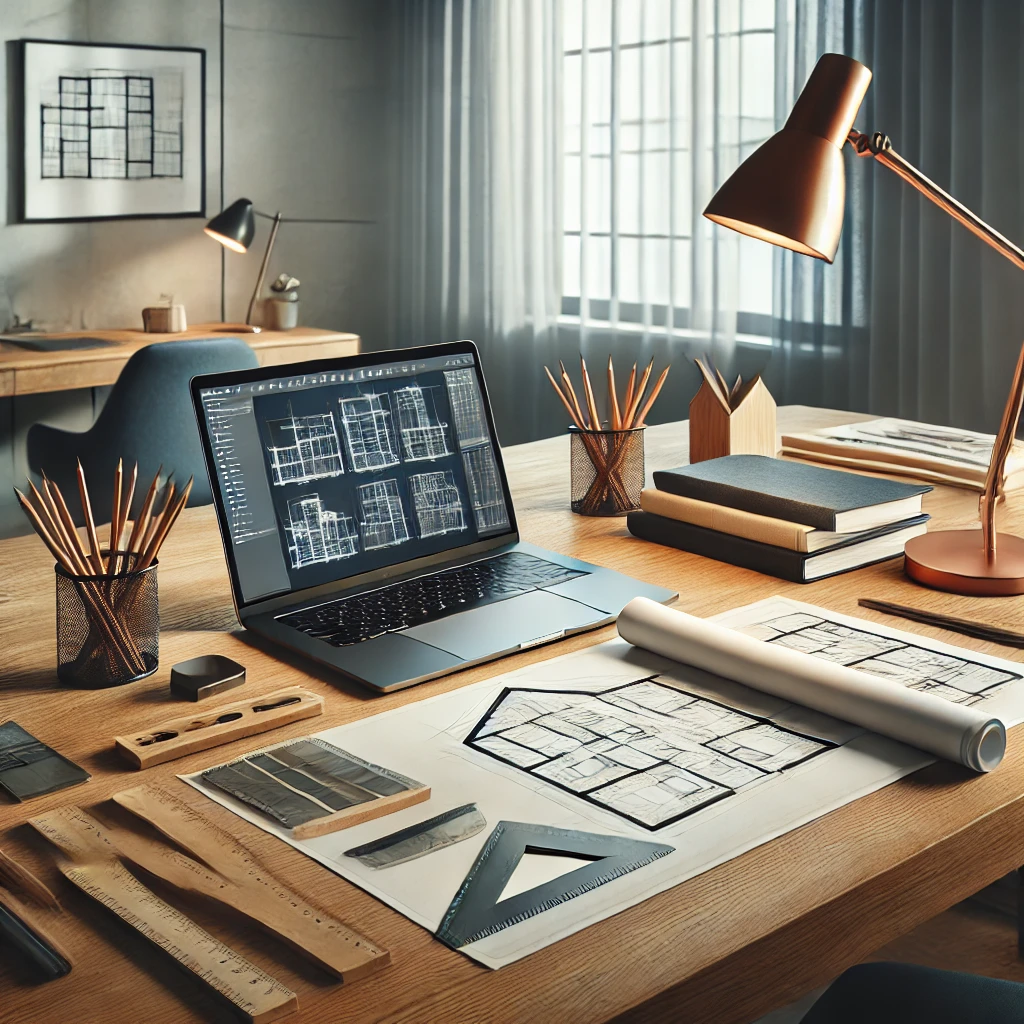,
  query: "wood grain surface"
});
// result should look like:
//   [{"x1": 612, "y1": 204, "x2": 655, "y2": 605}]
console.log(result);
[
  {"x1": 3, "y1": 405, "x2": 1024, "y2": 1024},
  {"x1": 0, "y1": 326, "x2": 359, "y2": 396}
]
